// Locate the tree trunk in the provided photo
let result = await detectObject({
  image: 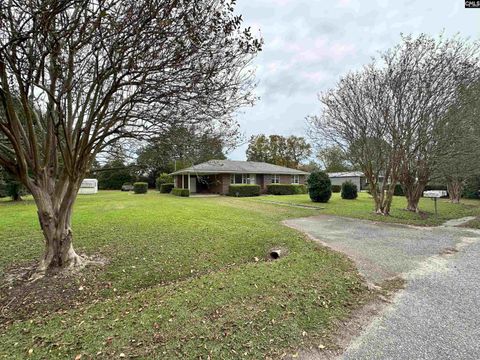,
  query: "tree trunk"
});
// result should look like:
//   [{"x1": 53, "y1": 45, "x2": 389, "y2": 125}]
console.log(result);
[
  {"x1": 30, "y1": 183, "x2": 83, "y2": 274},
  {"x1": 11, "y1": 193, "x2": 22, "y2": 201},
  {"x1": 447, "y1": 179, "x2": 463, "y2": 204},
  {"x1": 404, "y1": 183, "x2": 426, "y2": 212},
  {"x1": 368, "y1": 179, "x2": 394, "y2": 216}
]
